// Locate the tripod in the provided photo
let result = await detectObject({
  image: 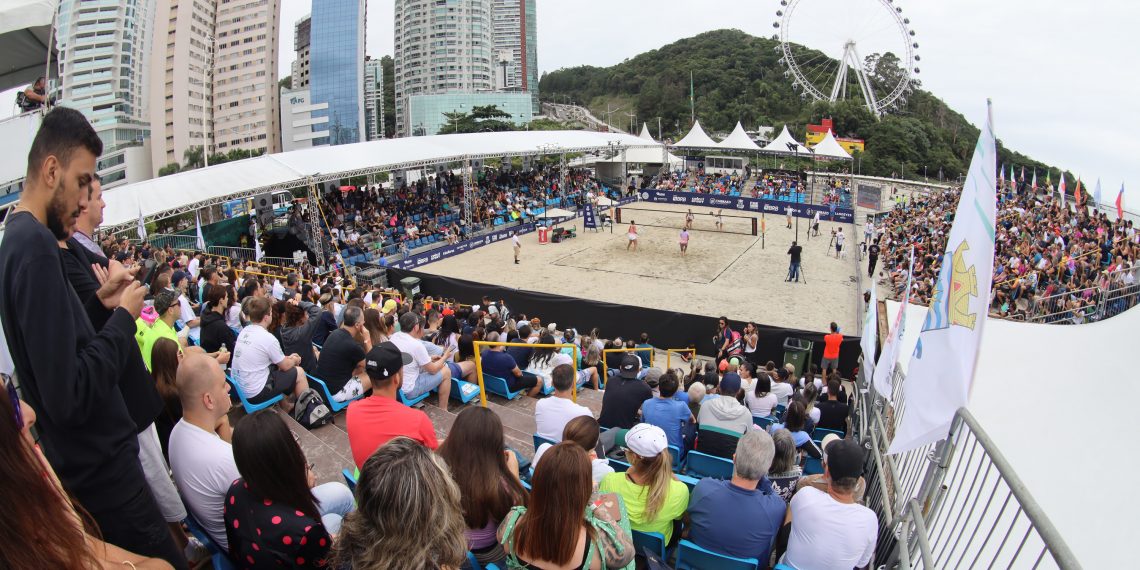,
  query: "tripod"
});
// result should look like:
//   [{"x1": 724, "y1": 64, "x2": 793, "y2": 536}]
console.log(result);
[{"x1": 798, "y1": 261, "x2": 809, "y2": 284}]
